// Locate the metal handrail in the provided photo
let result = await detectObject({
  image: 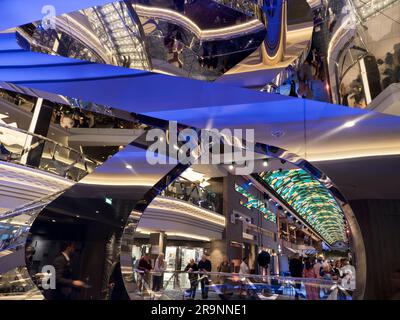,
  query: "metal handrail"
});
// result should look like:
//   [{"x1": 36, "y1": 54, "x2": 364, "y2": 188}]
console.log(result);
[
  {"x1": 133, "y1": 268, "x2": 336, "y2": 286},
  {"x1": 162, "y1": 176, "x2": 222, "y2": 213},
  {"x1": 0, "y1": 122, "x2": 100, "y2": 166},
  {"x1": 0, "y1": 191, "x2": 63, "y2": 221}
]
